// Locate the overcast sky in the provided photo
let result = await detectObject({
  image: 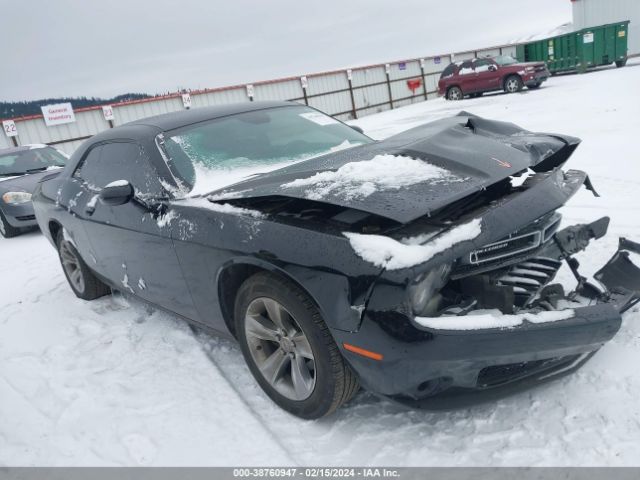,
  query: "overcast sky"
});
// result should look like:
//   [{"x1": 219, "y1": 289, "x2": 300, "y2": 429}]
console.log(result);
[{"x1": 0, "y1": 0, "x2": 572, "y2": 102}]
